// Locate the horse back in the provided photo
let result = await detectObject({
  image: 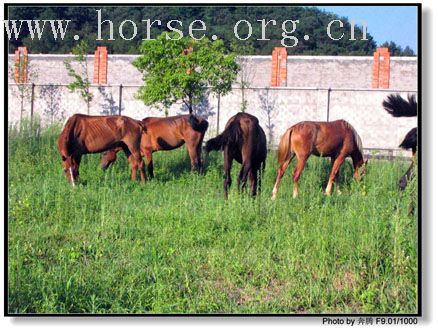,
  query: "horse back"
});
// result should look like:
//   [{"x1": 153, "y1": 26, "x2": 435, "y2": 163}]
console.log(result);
[
  {"x1": 140, "y1": 115, "x2": 190, "y2": 151},
  {"x1": 313, "y1": 120, "x2": 357, "y2": 156},
  {"x1": 62, "y1": 114, "x2": 143, "y2": 154}
]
